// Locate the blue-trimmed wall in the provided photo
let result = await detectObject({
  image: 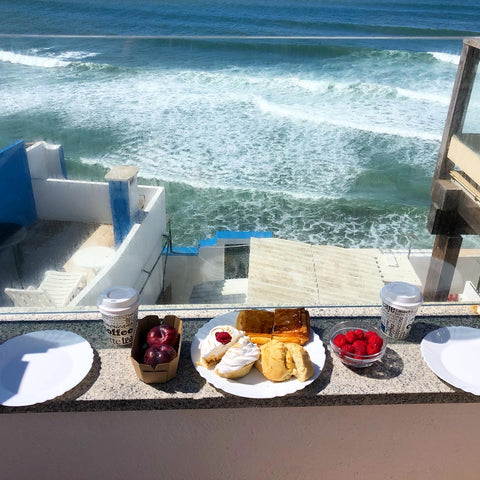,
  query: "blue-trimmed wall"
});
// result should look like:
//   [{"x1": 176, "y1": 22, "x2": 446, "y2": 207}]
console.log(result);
[
  {"x1": 0, "y1": 140, "x2": 37, "y2": 226},
  {"x1": 167, "y1": 231, "x2": 273, "y2": 256}
]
